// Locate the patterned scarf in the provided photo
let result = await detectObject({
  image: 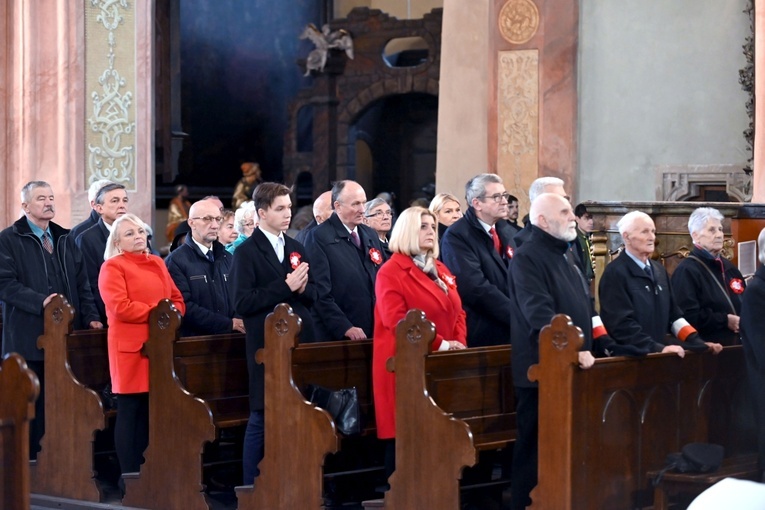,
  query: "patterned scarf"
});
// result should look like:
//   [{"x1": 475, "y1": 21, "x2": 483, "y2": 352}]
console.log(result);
[{"x1": 412, "y1": 254, "x2": 448, "y2": 294}]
